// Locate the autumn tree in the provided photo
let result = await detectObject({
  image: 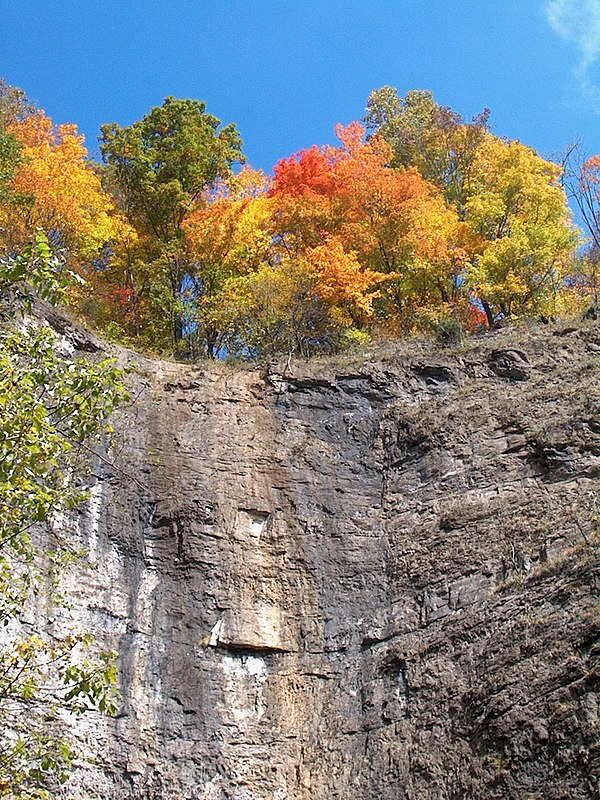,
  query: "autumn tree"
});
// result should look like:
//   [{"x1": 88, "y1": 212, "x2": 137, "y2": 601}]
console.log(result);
[
  {"x1": 99, "y1": 97, "x2": 244, "y2": 347},
  {"x1": 0, "y1": 81, "x2": 131, "y2": 318},
  {"x1": 268, "y1": 122, "x2": 468, "y2": 332},
  {"x1": 365, "y1": 88, "x2": 581, "y2": 325},
  {"x1": 1, "y1": 111, "x2": 129, "y2": 264},
  {"x1": 364, "y1": 87, "x2": 489, "y2": 218},
  {"x1": 331, "y1": 123, "x2": 469, "y2": 325},
  {"x1": 465, "y1": 135, "x2": 578, "y2": 324},
  {"x1": 182, "y1": 167, "x2": 273, "y2": 356}
]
